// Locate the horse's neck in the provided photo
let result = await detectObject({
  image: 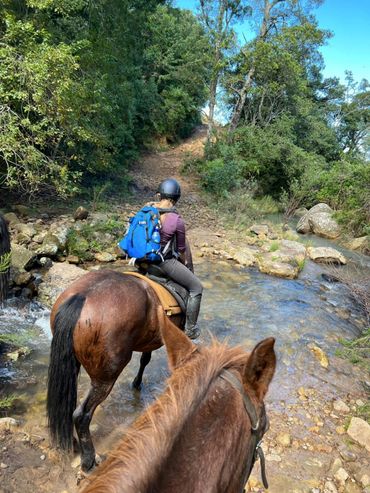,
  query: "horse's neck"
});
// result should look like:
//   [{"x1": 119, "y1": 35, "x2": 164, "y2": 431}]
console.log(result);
[
  {"x1": 155, "y1": 379, "x2": 250, "y2": 493},
  {"x1": 83, "y1": 346, "x2": 248, "y2": 493}
]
